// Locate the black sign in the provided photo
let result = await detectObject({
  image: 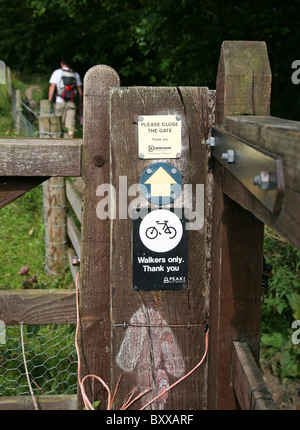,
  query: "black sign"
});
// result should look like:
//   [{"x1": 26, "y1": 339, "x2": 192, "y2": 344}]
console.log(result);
[{"x1": 132, "y1": 208, "x2": 188, "y2": 291}]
